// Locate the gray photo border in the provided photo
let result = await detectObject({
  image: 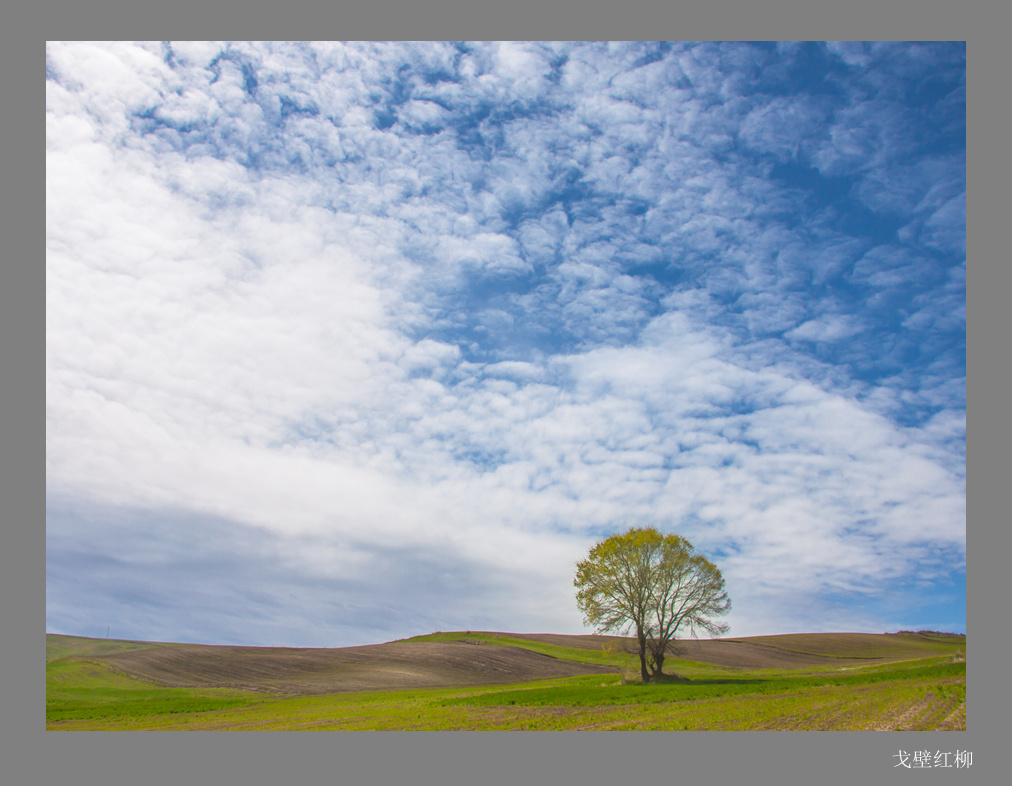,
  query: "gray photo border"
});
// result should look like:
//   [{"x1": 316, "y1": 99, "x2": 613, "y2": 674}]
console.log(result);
[{"x1": 14, "y1": 1, "x2": 1001, "y2": 784}]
